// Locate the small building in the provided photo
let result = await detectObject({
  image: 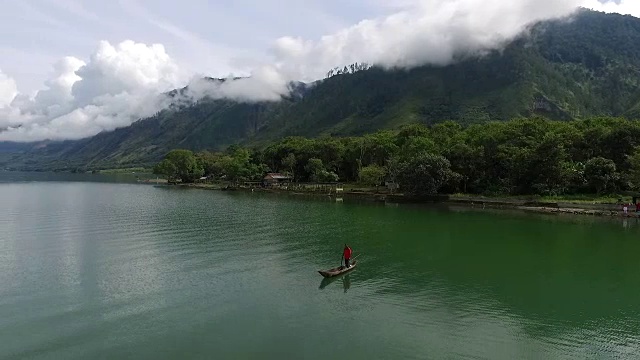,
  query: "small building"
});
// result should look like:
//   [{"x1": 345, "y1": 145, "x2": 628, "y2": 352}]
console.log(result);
[
  {"x1": 195, "y1": 176, "x2": 211, "y2": 183},
  {"x1": 263, "y1": 173, "x2": 292, "y2": 187}
]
